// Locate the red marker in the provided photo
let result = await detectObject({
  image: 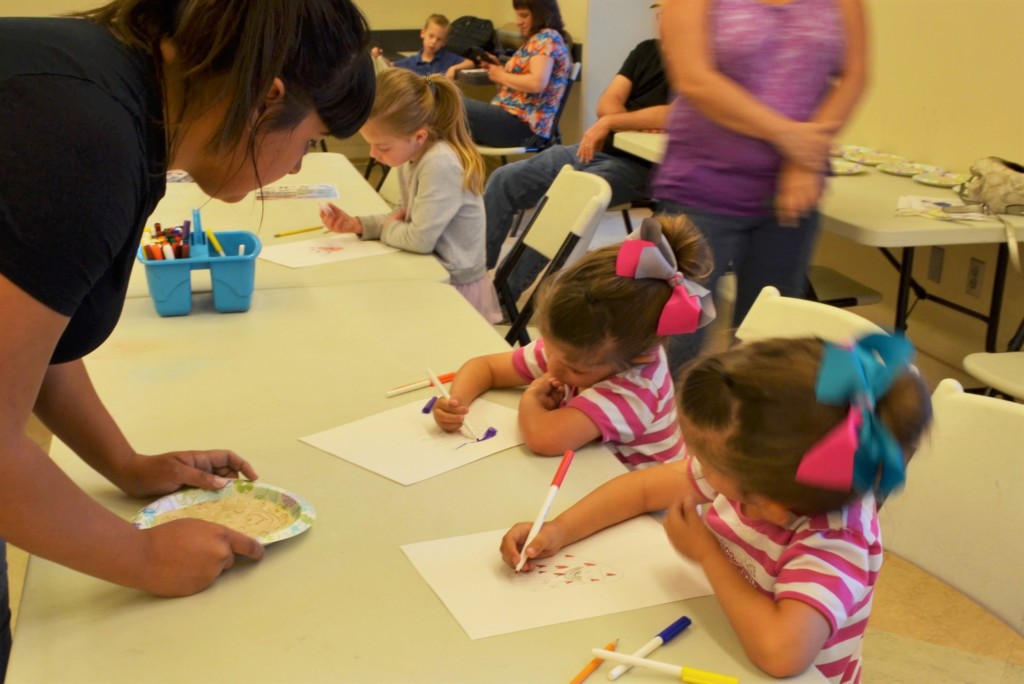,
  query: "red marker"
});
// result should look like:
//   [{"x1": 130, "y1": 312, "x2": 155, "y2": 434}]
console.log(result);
[{"x1": 515, "y1": 449, "x2": 575, "y2": 572}]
